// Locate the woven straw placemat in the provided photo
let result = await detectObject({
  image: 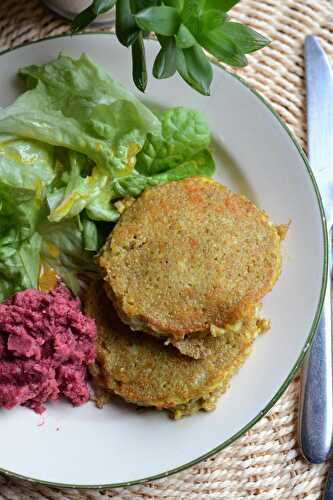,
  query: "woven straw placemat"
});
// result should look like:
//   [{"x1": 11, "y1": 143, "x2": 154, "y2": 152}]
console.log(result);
[{"x1": 0, "y1": 0, "x2": 333, "y2": 498}]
